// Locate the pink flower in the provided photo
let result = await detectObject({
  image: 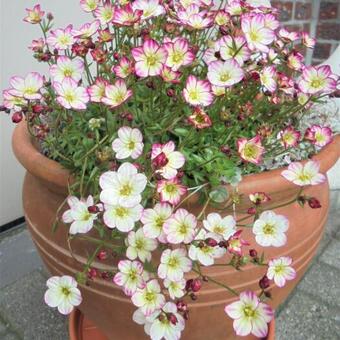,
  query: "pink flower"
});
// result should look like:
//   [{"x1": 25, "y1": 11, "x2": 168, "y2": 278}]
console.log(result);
[
  {"x1": 113, "y1": 260, "x2": 147, "y2": 296},
  {"x1": 186, "y1": 13, "x2": 212, "y2": 30},
  {"x1": 241, "y1": 14, "x2": 275, "y2": 52},
  {"x1": 225, "y1": 291, "x2": 274, "y2": 337},
  {"x1": 287, "y1": 51, "x2": 304, "y2": 71},
  {"x1": 87, "y1": 77, "x2": 109, "y2": 102},
  {"x1": 160, "y1": 66, "x2": 181, "y2": 84},
  {"x1": 183, "y1": 75, "x2": 213, "y2": 107},
  {"x1": 73, "y1": 20, "x2": 100, "y2": 39},
  {"x1": 188, "y1": 107, "x2": 212, "y2": 129},
  {"x1": 50, "y1": 56, "x2": 84, "y2": 83},
  {"x1": 278, "y1": 28, "x2": 300, "y2": 42},
  {"x1": 132, "y1": 40, "x2": 168, "y2": 77},
  {"x1": 267, "y1": 256, "x2": 296, "y2": 288},
  {"x1": 227, "y1": 230, "x2": 249, "y2": 255},
  {"x1": 54, "y1": 79, "x2": 89, "y2": 110},
  {"x1": 157, "y1": 178, "x2": 187, "y2": 205},
  {"x1": 113, "y1": 4, "x2": 143, "y2": 26},
  {"x1": 9, "y1": 72, "x2": 44, "y2": 100},
  {"x1": 102, "y1": 80, "x2": 132, "y2": 108},
  {"x1": 113, "y1": 57, "x2": 134, "y2": 79},
  {"x1": 207, "y1": 59, "x2": 244, "y2": 88},
  {"x1": 304, "y1": 125, "x2": 333, "y2": 147},
  {"x1": 94, "y1": 3, "x2": 114, "y2": 24},
  {"x1": 163, "y1": 209, "x2": 197, "y2": 244},
  {"x1": 281, "y1": 160, "x2": 326, "y2": 186},
  {"x1": 29, "y1": 38, "x2": 45, "y2": 52},
  {"x1": 214, "y1": 10, "x2": 230, "y2": 26},
  {"x1": 164, "y1": 38, "x2": 195, "y2": 71},
  {"x1": 263, "y1": 13, "x2": 280, "y2": 30},
  {"x1": 237, "y1": 135, "x2": 265, "y2": 165},
  {"x1": 218, "y1": 36, "x2": 250, "y2": 66},
  {"x1": 278, "y1": 126, "x2": 301, "y2": 149},
  {"x1": 2, "y1": 90, "x2": 27, "y2": 110},
  {"x1": 301, "y1": 32, "x2": 315, "y2": 48},
  {"x1": 249, "y1": 192, "x2": 271, "y2": 205},
  {"x1": 132, "y1": 0, "x2": 165, "y2": 19},
  {"x1": 23, "y1": 4, "x2": 45, "y2": 24},
  {"x1": 80, "y1": 0, "x2": 100, "y2": 12},
  {"x1": 260, "y1": 66, "x2": 277, "y2": 92},
  {"x1": 151, "y1": 141, "x2": 185, "y2": 179},
  {"x1": 47, "y1": 25, "x2": 76, "y2": 50}
]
